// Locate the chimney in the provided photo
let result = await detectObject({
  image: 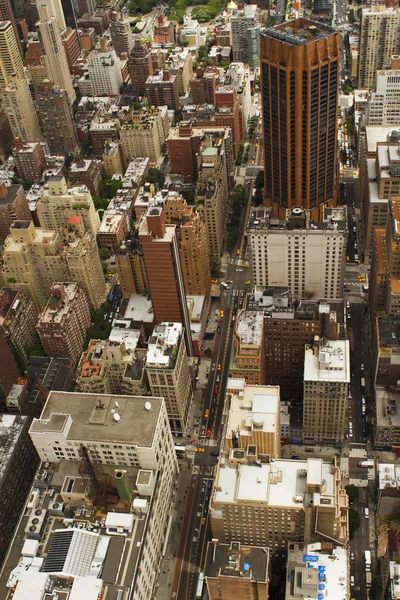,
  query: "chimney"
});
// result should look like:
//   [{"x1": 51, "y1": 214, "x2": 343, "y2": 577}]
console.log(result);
[
  {"x1": 146, "y1": 207, "x2": 166, "y2": 239},
  {"x1": 0, "y1": 182, "x2": 8, "y2": 199},
  {"x1": 163, "y1": 70, "x2": 170, "y2": 82},
  {"x1": 196, "y1": 67, "x2": 204, "y2": 78}
]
